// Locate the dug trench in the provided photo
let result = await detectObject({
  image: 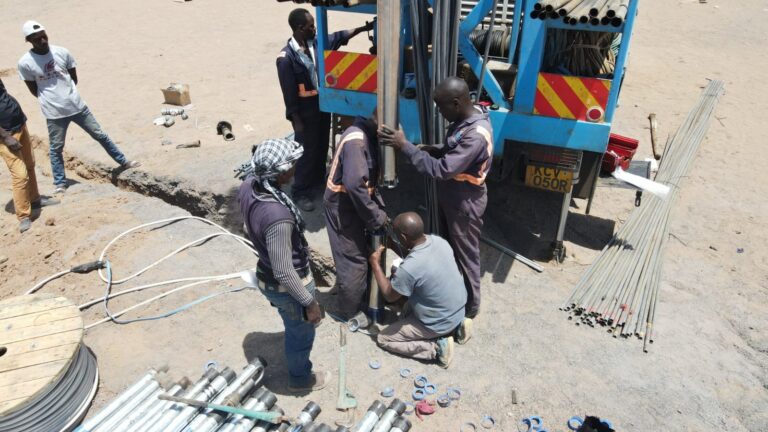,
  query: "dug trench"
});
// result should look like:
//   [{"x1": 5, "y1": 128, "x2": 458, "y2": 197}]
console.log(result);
[{"x1": 47, "y1": 134, "x2": 340, "y2": 287}]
